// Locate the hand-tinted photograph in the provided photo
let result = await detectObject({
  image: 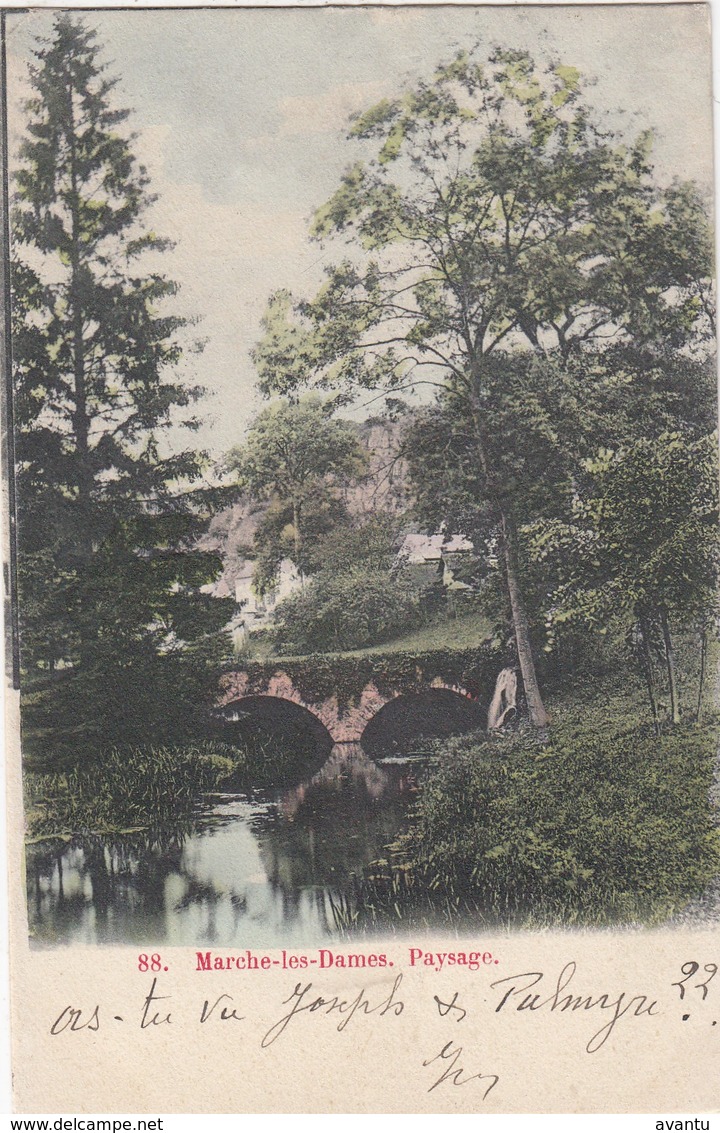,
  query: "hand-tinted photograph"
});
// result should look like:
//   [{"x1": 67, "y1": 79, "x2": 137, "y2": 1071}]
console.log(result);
[{"x1": 6, "y1": 4, "x2": 718, "y2": 950}]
